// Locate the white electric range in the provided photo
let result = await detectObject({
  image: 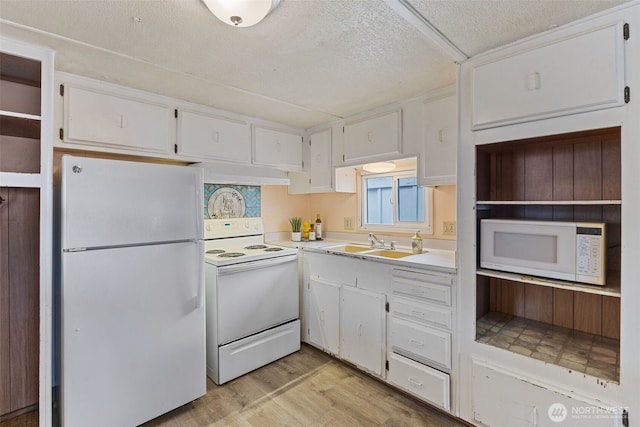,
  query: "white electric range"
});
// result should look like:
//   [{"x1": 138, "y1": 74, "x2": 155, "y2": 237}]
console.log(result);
[{"x1": 203, "y1": 217, "x2": 300, "y2": 385}]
